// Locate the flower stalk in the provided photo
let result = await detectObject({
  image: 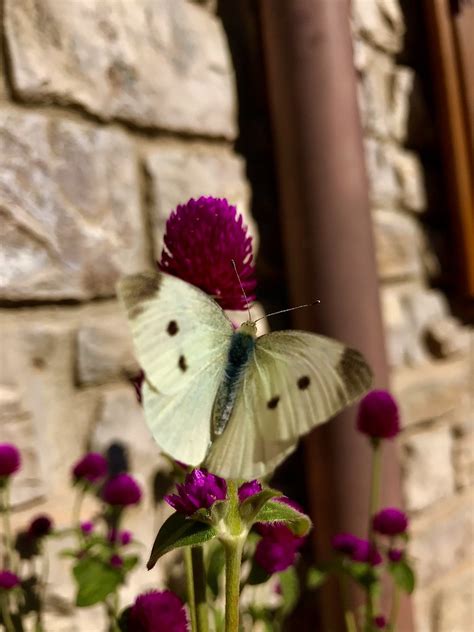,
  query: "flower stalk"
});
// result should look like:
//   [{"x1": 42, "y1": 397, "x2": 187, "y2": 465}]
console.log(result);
[
  {"x1": 0, "y1": 593, "x2": 15, "y2": 632},
  {"x1": 184, "y1": 547, "x2": 197, "y2": 631},
  {"x1": 191, "y1": 546, "x2": 209, "y2": 632}
]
